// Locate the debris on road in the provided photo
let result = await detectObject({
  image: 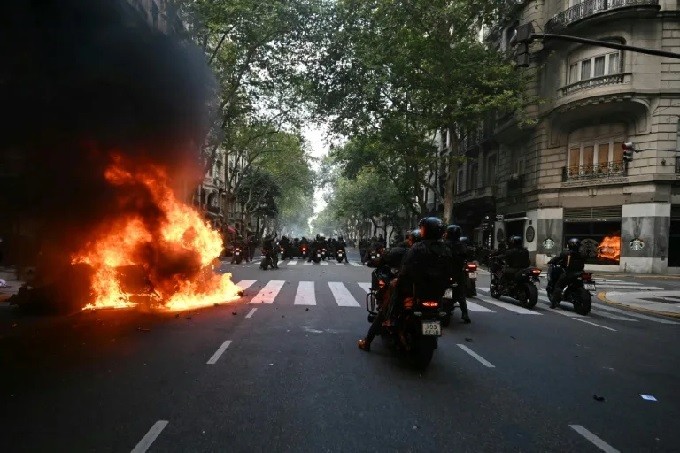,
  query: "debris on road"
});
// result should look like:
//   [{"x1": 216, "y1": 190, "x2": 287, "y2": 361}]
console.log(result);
[
  {"x1": 305, "y1": 308, "x2": 309, "y2": 311},
  {"x1": 593, "y1": 395, "x2": 606, "y2": 402},
  {"x1": 237, "y1": 290, "x2": 245, "y2": 297},
  {"x1": 465, "y1": 338, "x2": 473, "y2": 342},
  {"x1": 232, "y1": 311, "x2": 237, "y2": 316},
  {"x1": 641, "y1": 394, "x2": 658, "y2": 401}
]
